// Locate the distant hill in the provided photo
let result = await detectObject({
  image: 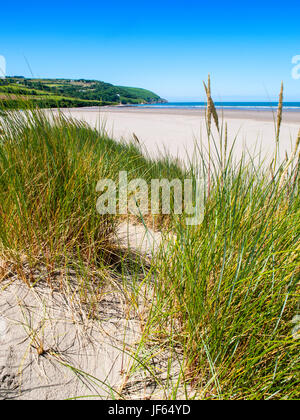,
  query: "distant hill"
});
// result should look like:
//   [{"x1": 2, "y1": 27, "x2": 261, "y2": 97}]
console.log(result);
[
  {"x1": 117, "y1": 86, "x2": 165, "y2": 104},
  {"x1": 0, "y1": 77, "x2": 167, "y2": 109}
]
